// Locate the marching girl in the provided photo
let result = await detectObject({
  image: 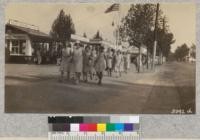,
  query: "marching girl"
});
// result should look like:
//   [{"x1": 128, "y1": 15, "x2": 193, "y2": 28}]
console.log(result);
[
  {"x1": 95, "y1": 46, "x2": 106, "y2": 85},
  {"x1": 106, "y1": 48, "x2": 113, "y2": 77},
  {"x1": 115, "y1": 50, "x2": 122, "y2": 78},
  {"x1": 72, "y1": 42, "x2": 83, "y2": 85},
  {"x1": 89, "y1": 46, "x2": 97, "y2": 80},
  {"x1": 59, "y1": 43, "x2": 72, "y2": 82},
  {"x1": 83, "y1": 45, "x2": 91, "y2": 82}
]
